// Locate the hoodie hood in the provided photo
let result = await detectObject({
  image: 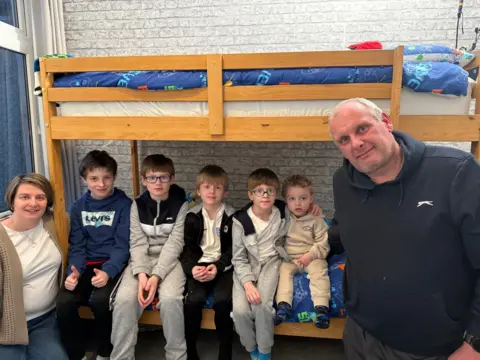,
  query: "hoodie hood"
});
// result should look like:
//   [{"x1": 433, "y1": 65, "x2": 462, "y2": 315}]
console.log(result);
[
  {"x1": 343, "y1": 131, "x2": 426, "y2": 205},
  {"x1": 84, "y1": 187, "x2": 130, "y2": 209}
]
